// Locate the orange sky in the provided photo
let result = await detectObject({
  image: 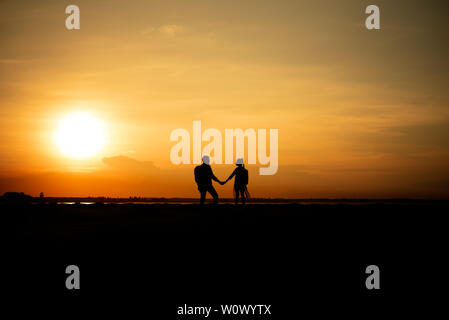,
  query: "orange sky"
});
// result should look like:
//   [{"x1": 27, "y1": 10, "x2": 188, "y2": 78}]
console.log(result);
[{"x1": 1, "y1": 0, "x2": 449, "y2": 198}]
